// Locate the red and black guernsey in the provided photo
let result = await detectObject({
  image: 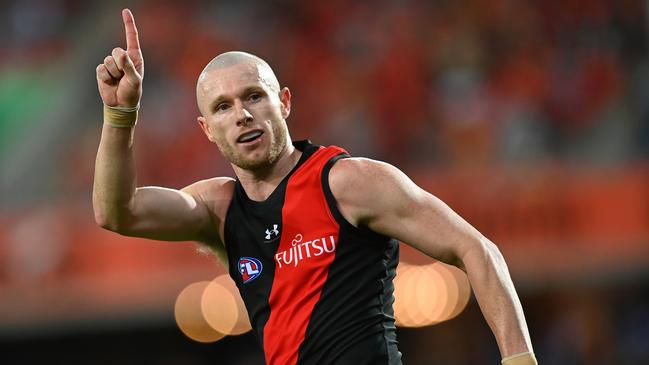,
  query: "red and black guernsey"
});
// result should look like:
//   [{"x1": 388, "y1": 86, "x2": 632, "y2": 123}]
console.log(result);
[{"x1": 224, "y1": 140, "x2": 402, "y2": 365}]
